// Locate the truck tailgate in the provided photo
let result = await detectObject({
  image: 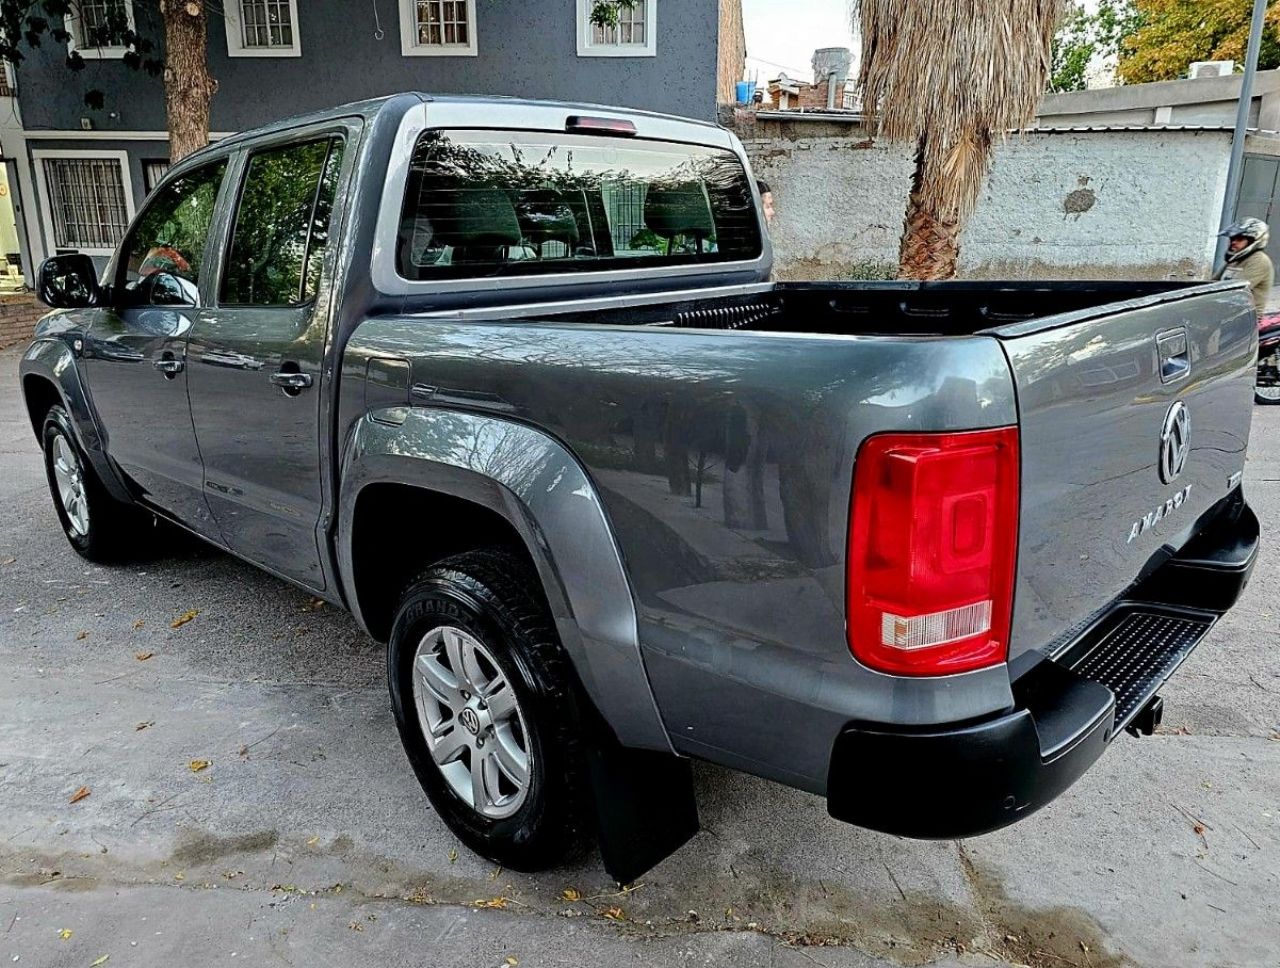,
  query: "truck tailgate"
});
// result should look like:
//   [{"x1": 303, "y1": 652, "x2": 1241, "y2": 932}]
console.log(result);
[{"x1": 991, "y1": 283, "x2": 1257, "y2": 660}]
